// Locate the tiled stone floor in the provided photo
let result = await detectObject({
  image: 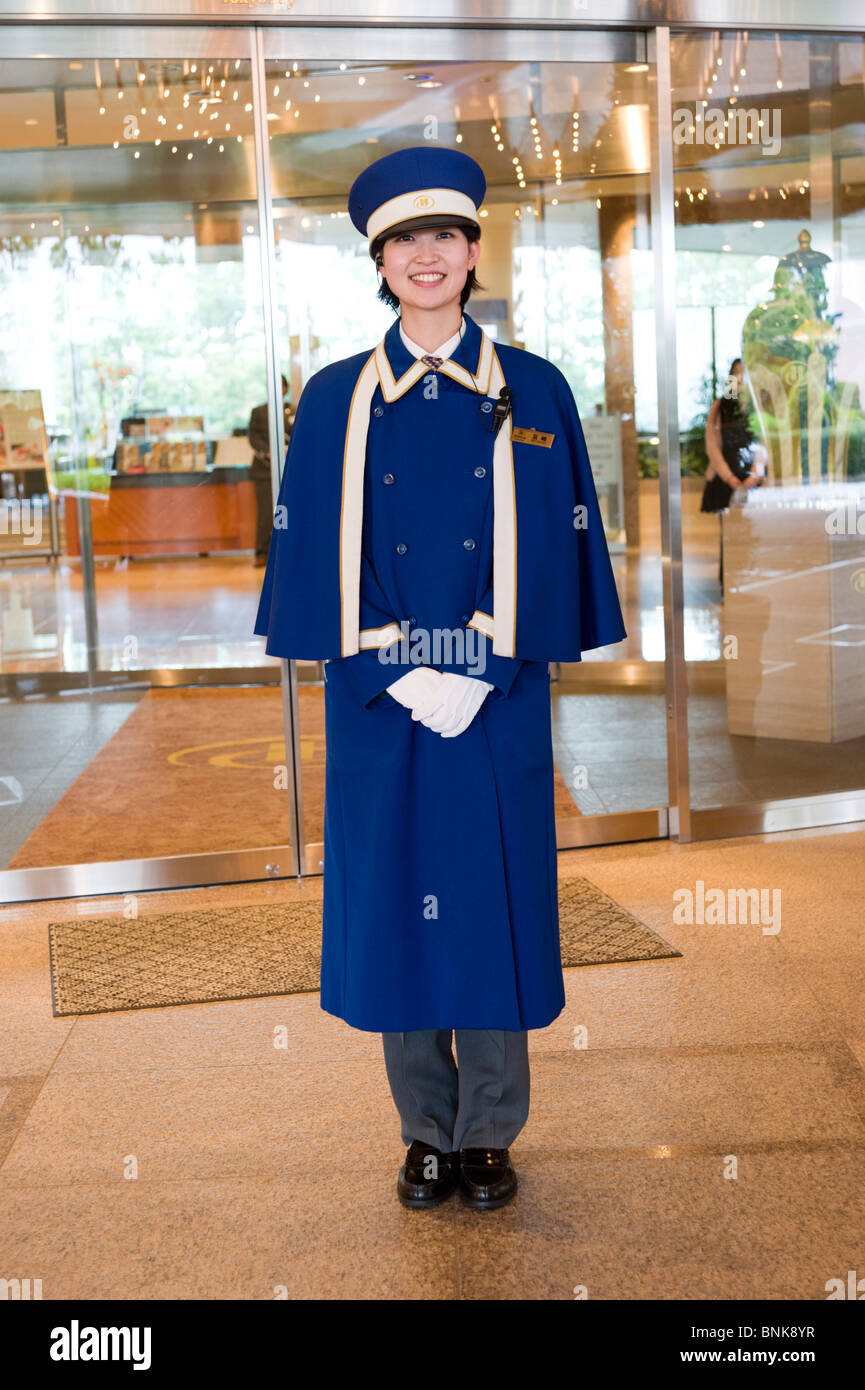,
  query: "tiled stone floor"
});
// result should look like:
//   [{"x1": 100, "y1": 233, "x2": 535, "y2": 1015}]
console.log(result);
[{"x1": 1, "y1": 821, "x2": 864, "y2": 1299}]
